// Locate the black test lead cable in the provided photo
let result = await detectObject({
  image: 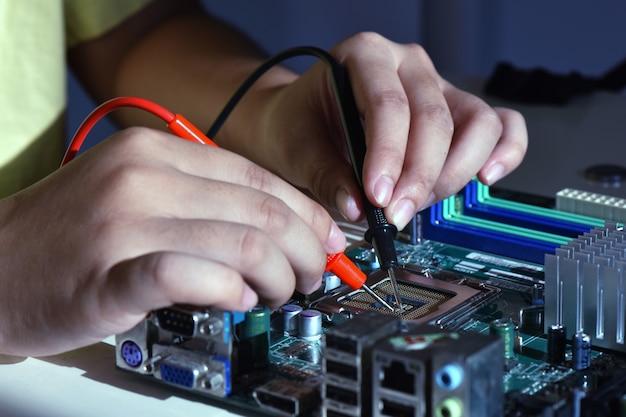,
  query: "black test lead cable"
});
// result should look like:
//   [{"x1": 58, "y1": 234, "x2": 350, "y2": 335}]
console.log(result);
[
  {"x1": 207, "y1": 46, "x2": 402, "y2": 313},
  {"x1": 335, "y1": 69, "x2": 403, "y2": 314}
]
